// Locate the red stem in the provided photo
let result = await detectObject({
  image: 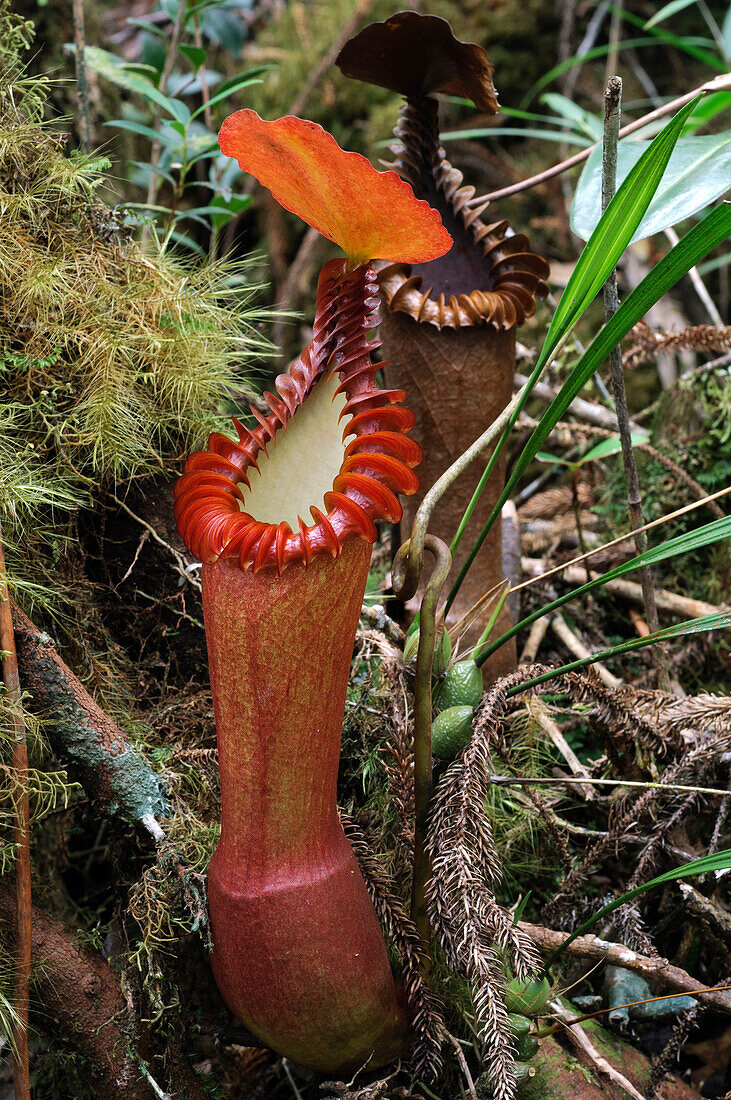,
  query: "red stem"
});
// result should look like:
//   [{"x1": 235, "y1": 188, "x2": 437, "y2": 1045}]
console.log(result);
[{"x1": 0, "y1": 529, "x2": 31, "y2": 1100}]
